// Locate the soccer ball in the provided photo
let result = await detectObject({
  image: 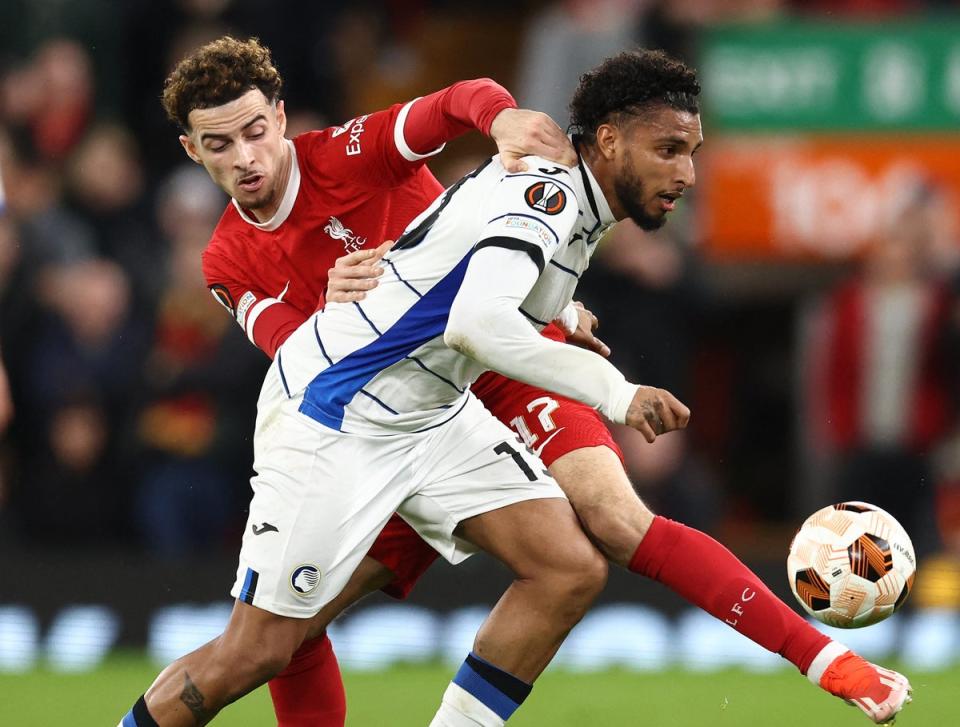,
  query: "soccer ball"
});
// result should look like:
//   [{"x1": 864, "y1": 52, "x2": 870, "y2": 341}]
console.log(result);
[{"x1": 787, "y1": 502, "x2": 916, "y2": 628}]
